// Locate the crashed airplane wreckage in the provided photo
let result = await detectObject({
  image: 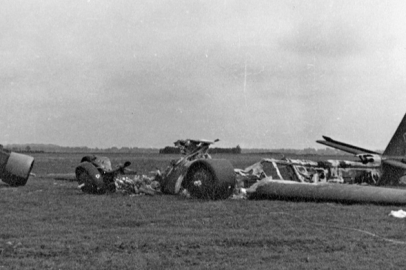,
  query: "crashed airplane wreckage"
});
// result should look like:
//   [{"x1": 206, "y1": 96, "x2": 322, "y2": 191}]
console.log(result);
[
  {"x1": 65, "y1": 112, "x2": 406, "y2": 204},
  {"x1": 158, "y1": 139, "x2": 235, "y2": 199},
  {"x1": 50, "y1": 156, "x2": 158, "y2": 195},
  {"x1": 0, "y1": 149, "x2": 34, "y2": 187},
  {"x1": 236, "y1": 158, "x2": 406, "y2": 204},
  {"x1": 75, "y1": 155, "x2": 134, "y2": 194},
  {"x1": 72, "y1": 139, "x2": 236, "y2": 199},
  {"x1": 242, "y1": 112, "x2": 406, "y2": 204}
]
